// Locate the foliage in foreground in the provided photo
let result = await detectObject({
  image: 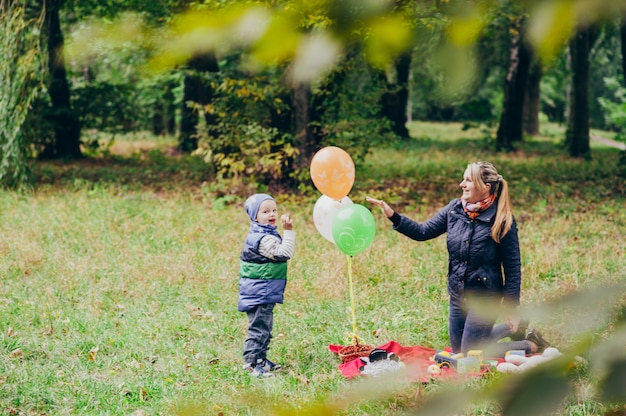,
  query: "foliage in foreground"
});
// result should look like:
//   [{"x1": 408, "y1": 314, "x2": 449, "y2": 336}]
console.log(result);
[
  {"x1": 0, "y1": 4, "x2": 42, "y2": 189},
  {"x1": 0, "y1": 125, "x2": 625, "y2": 415}
]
